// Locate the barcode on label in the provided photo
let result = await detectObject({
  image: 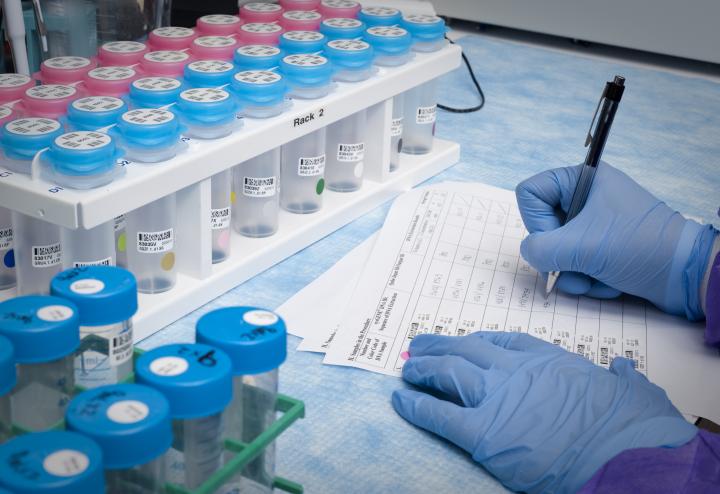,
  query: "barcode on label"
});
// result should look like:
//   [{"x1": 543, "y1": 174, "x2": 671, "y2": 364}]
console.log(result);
[
  {"x1": 137, "y1": 229, "x2": 174, "y2": 253},
  {"x1": 243, "y1": 176, "x2": 277, "y2": 197}
]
